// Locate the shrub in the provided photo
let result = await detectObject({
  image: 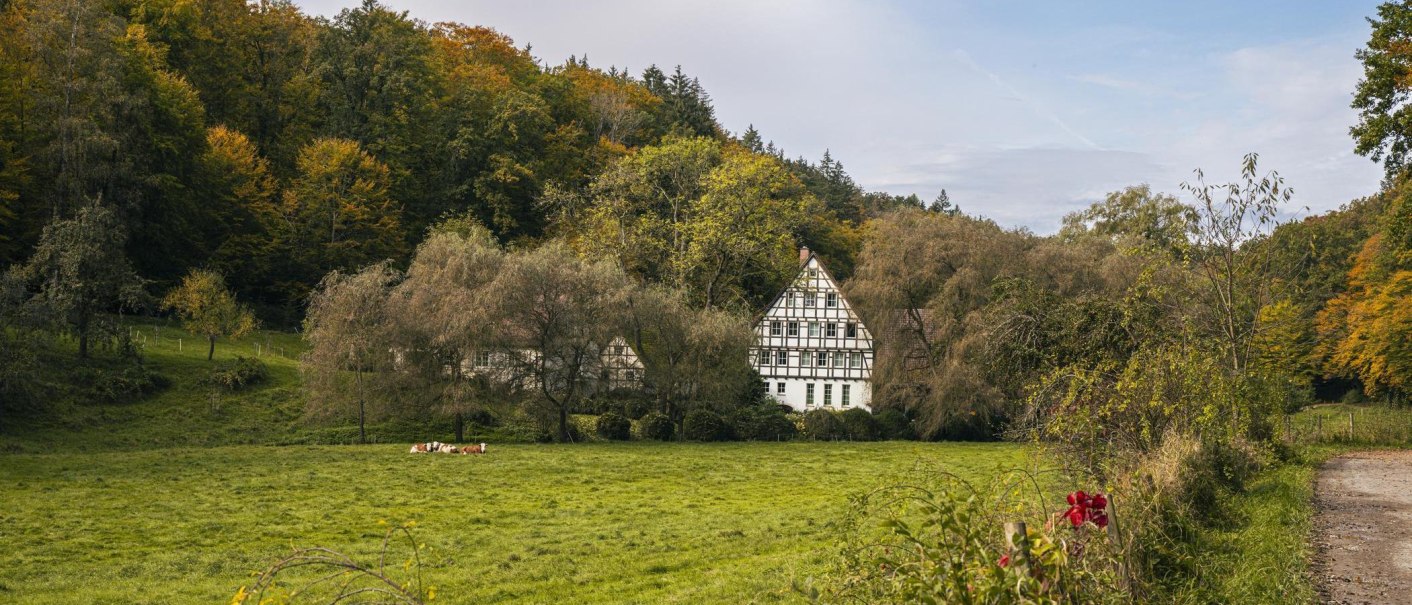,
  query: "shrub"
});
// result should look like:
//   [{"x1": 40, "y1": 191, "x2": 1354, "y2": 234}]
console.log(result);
[
  {"x1": 808, "y1": 472, "x2": 1123, "y2": 603},
  {"x1": 596, "y1": 412, "x2": 632, "y2": 440},
  {"x1": 839, "y1": 407, "x2": 880, "y2": 441},
  {"x1": 728, "y1": 408, "x2": 763, "y2": 440},
  {"x1": 207, "y1": 356, "x2": 269, "y2": 391},
  {"x1": 753, "y1": 413, "x2": 798, "y2": 441},
  {"x1": 639, "y1": 412, "x2": 675, "y2": 441},
  {"x1": 803, "y1": 409, "x2": 845, "y2": 440},
  {"x1": 621, "y1": 397, "x2": 652, "y2": 420},
  {"x1": 727, "y1": 406, "x2": 797, "y2": 441},
  {"x1": 534, "y1": 420, "x2": 584, "y2": 443},
  {"x1": 465, "y1": 408, "x2": 498, "y2": 428},
  {"x1": 82, "y1": 364, "x2": 170, "y2": 403},
  {"x1": 683, "y1": 409, "x2": 731, "y2": 442},
  {"x1": 874, "y1": 408, "x2": 915, "y2": 440}
]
